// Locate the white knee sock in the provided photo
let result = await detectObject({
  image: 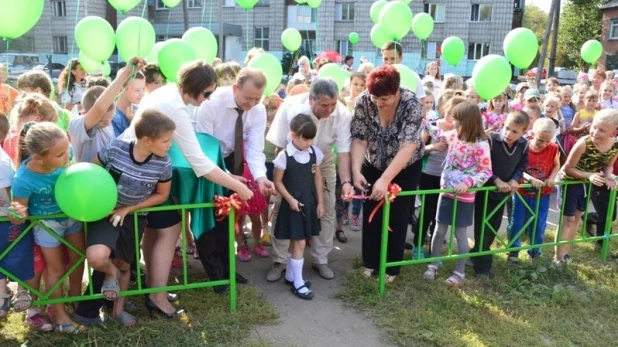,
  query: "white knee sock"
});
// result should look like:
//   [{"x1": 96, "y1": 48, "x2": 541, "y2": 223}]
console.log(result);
[
  {"x1": 291, "y1": 258, "x2": 309, "y2": 294},
  {"x1": 285, "y1": 253, "x2": 294, "y2": 282}
]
